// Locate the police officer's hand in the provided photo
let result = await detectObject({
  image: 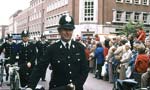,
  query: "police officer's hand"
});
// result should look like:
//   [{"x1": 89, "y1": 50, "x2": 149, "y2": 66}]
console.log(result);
[
  {"x1": 6, "y1": 64, "x2": 11, "y2": 67},
  {"x1": 25, "y1": 88, "x2": 32, "y2": 90},
  {"x1": 67, "y1": 83, "x2": 75, "y2": 90},
  {"x1": 27, "y1": 62, "x2": 31, "y2": 68}
]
